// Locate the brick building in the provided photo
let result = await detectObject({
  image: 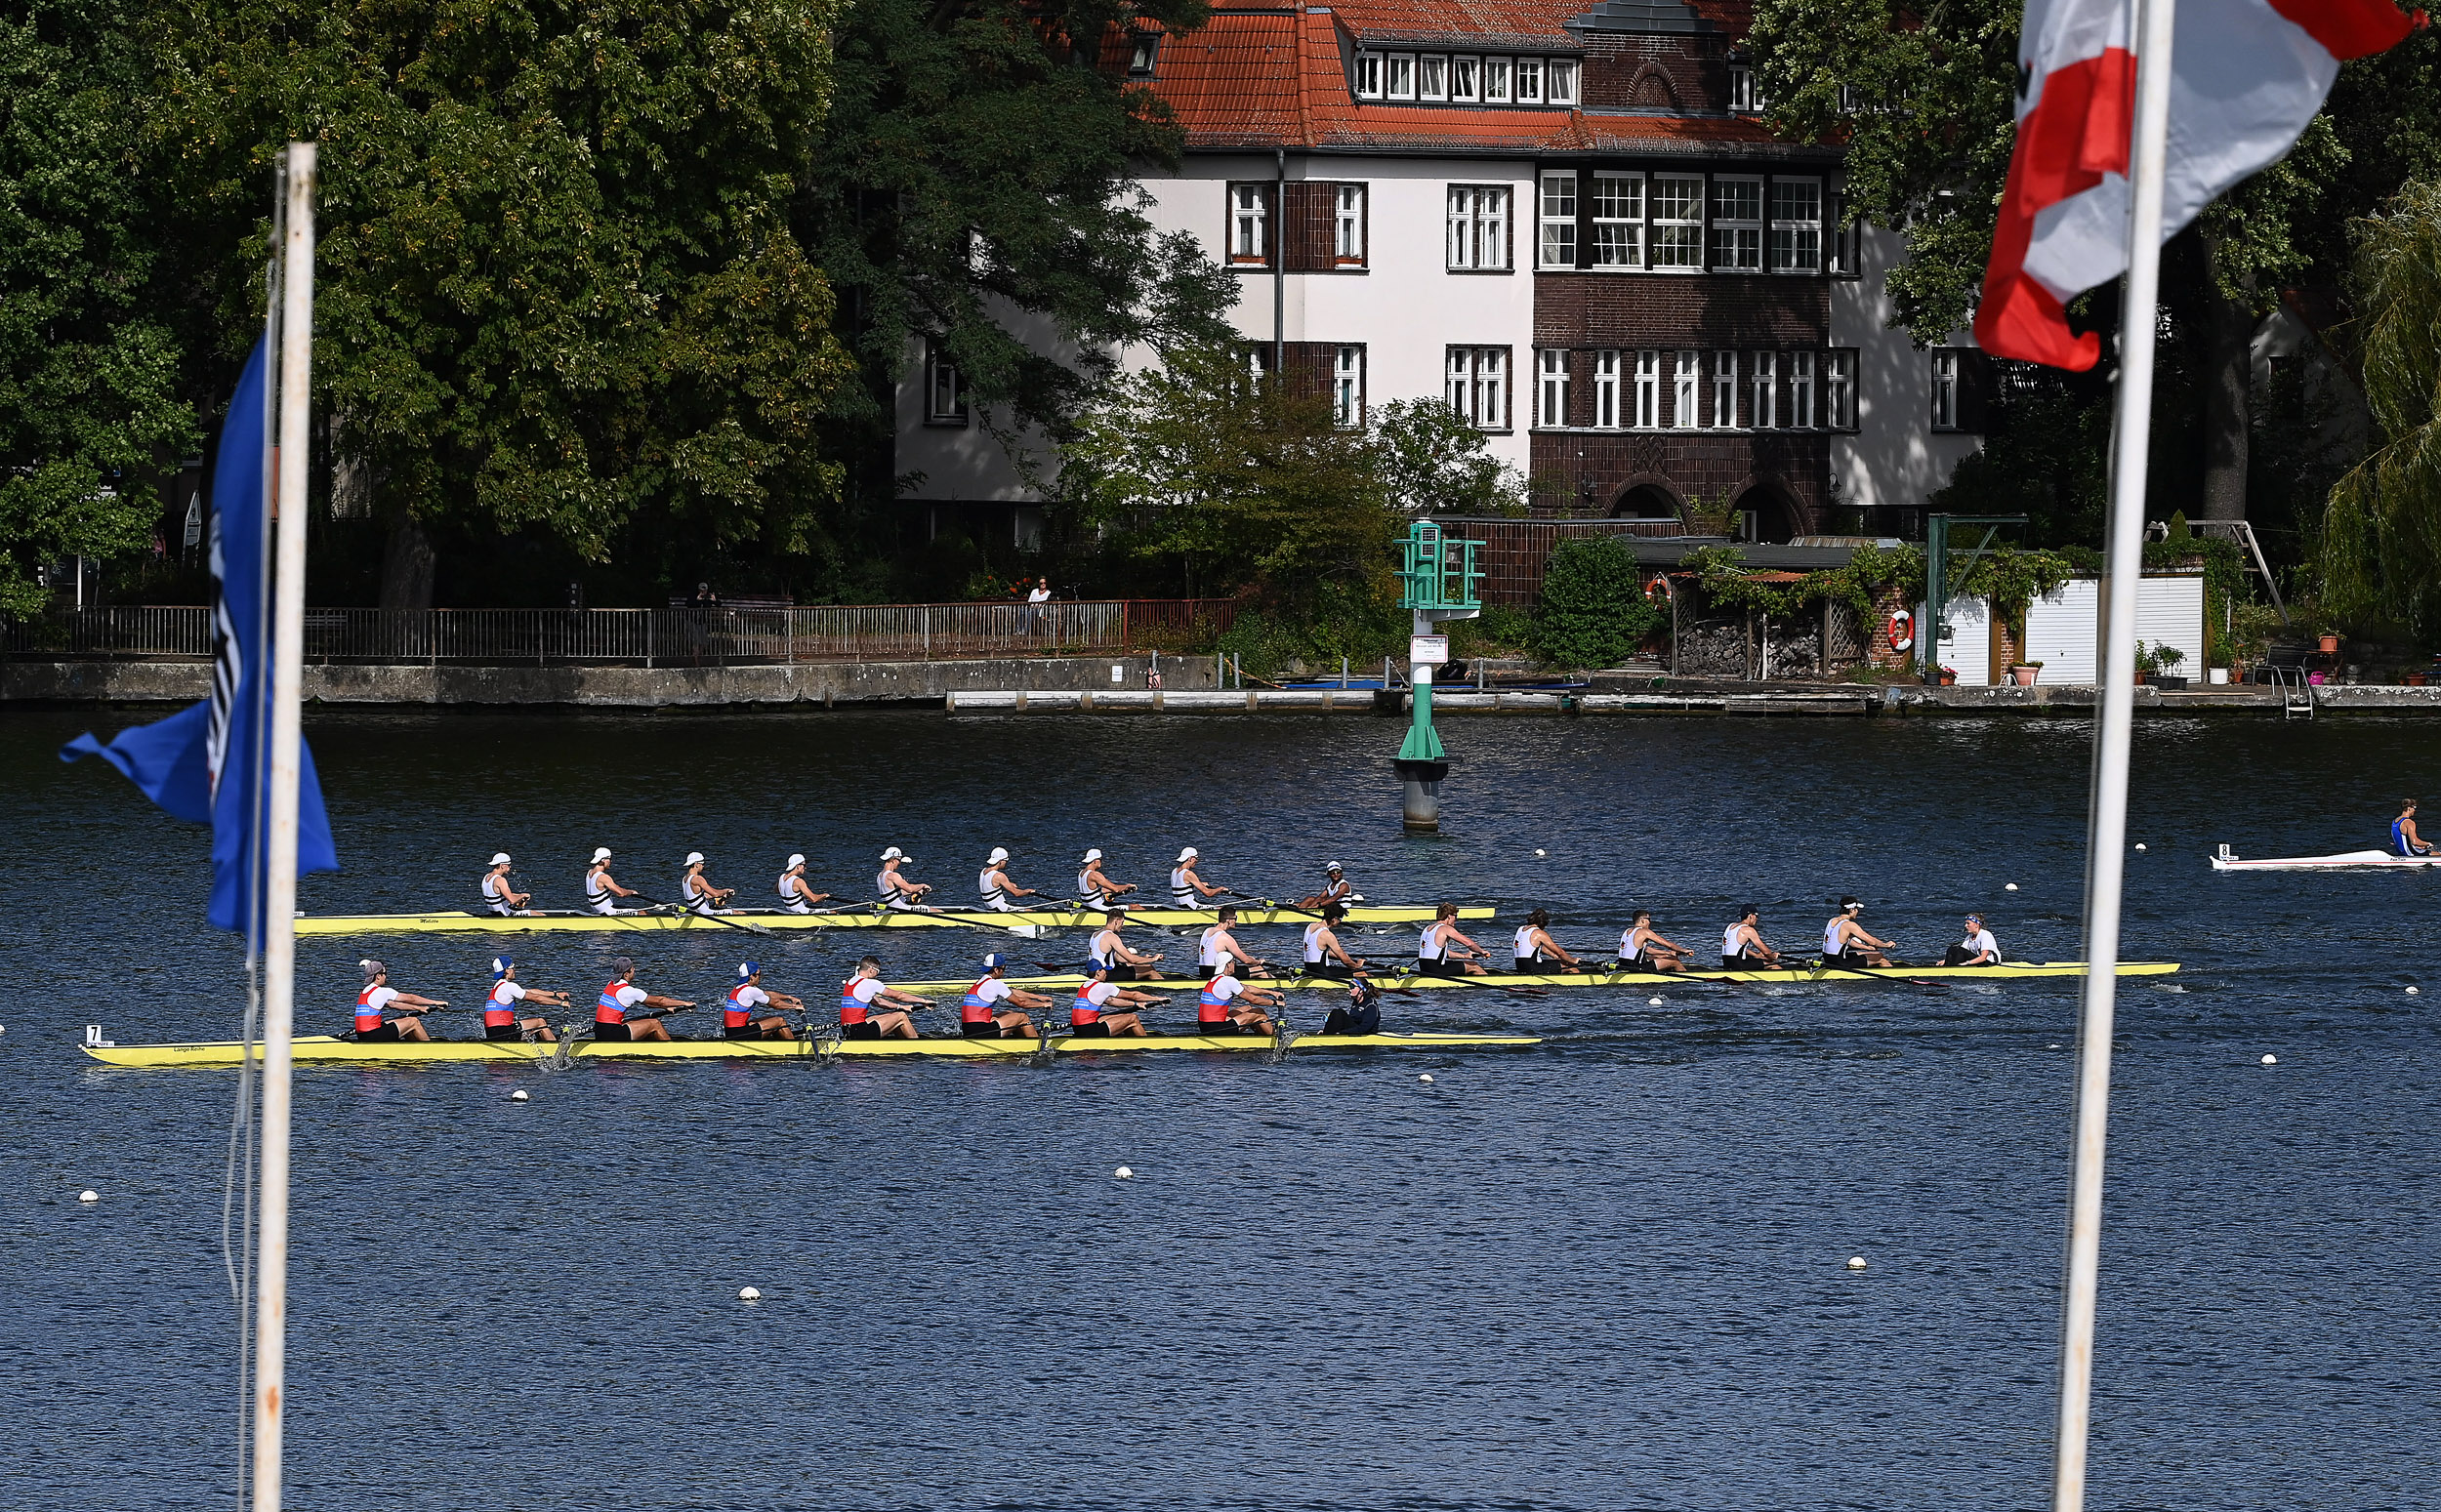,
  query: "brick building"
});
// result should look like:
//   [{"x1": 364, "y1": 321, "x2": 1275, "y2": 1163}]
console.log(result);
[{"x1": 895, "y1": 0, "x2": 1984, "y2": 546}]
